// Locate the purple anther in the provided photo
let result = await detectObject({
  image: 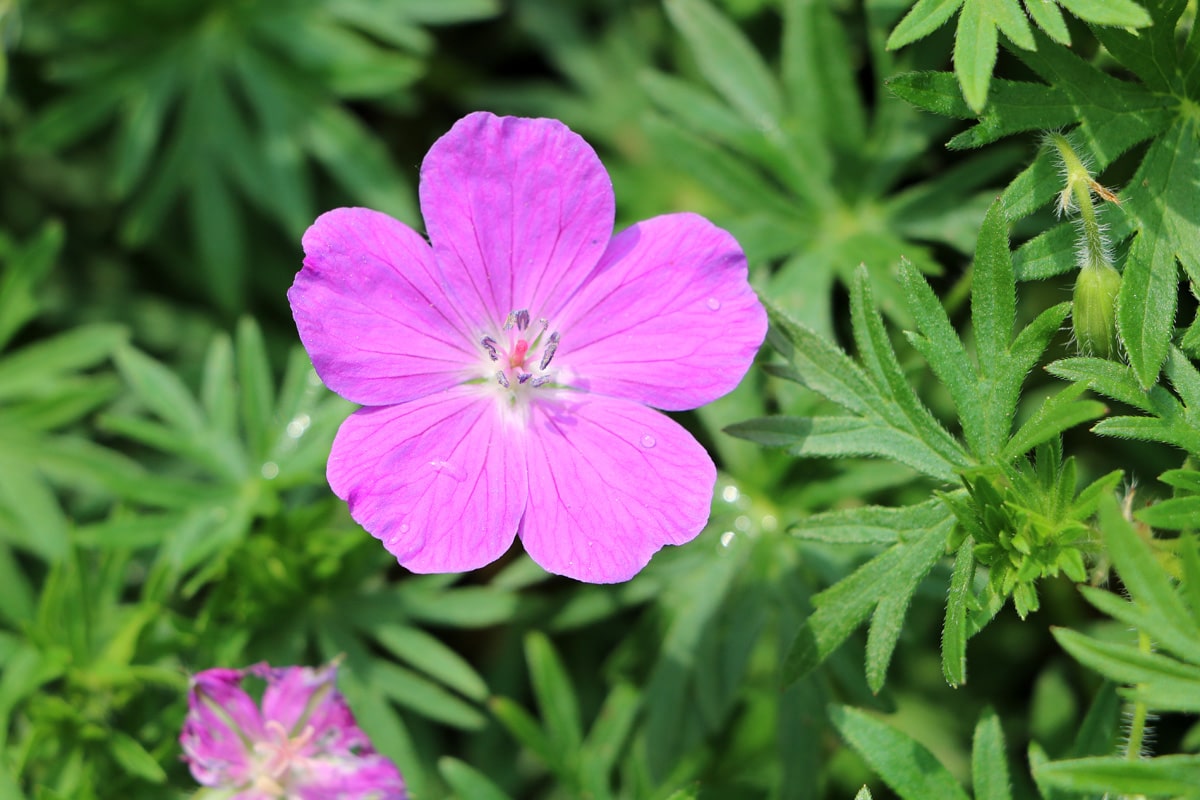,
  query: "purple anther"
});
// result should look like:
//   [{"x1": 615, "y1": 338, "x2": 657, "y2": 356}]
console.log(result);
[
  {"x1": 496, "y1": 371, "x2": 510, "y2": 388},
  {"x1": 539, "y1": 331, "x2": 560, "y2": 370},
  {"x1": 515, "y1": 309, "x2": 531, "y2": 331},
  {"x1": 530, "y1": 375, "x2": 552, "y2": 387},
  {"x1": 517, "y1": 372, "x2": 532, "y2": 384},
  {"x1": 481, "y1": 336, "x2": 499, "y2": 361}
]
